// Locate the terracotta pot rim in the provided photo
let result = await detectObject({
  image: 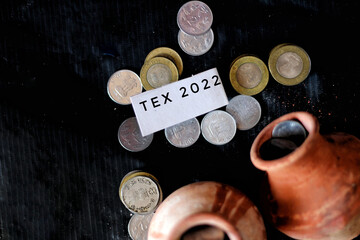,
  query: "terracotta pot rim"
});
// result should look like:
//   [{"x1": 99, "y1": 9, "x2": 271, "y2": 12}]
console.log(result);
[
  {"x1": 250, "y1": 111, "x2": 320, "y2": 171},
  {"x1": 168, "y1": 212, "x2": 243, "y2": 240}
]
